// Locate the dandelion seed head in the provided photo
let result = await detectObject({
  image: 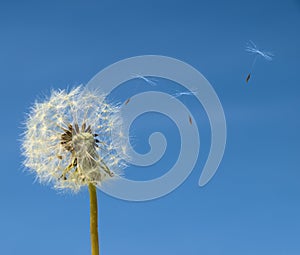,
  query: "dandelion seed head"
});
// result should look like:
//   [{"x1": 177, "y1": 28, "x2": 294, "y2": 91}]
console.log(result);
[{"x1": 22, "y1": 86, "x2": 129, "y2": 192}]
